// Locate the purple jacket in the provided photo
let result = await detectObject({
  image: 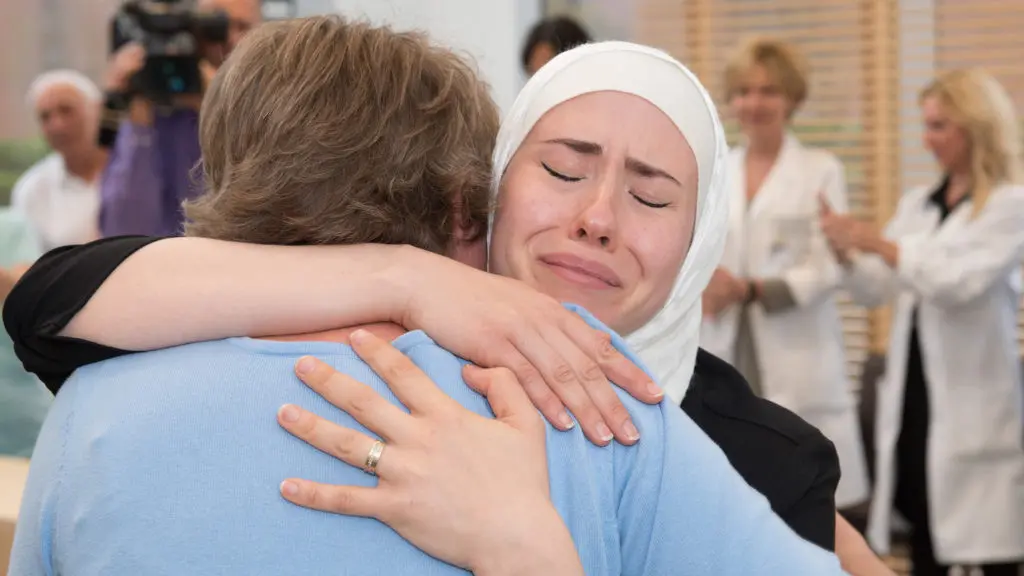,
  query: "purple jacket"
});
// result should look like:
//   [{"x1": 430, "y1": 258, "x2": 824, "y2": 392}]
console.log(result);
[{"x1": 99, "y1": 109, "x2": 202, "y2": 237}]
